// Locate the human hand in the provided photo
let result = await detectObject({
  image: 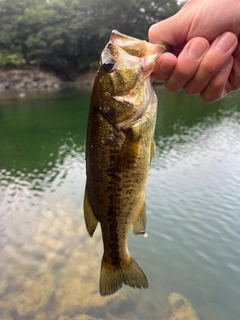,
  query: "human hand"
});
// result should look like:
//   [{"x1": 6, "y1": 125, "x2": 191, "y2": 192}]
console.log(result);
[{"x1": 149, "y1": 0, "x2": 240, "y2": 102}]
